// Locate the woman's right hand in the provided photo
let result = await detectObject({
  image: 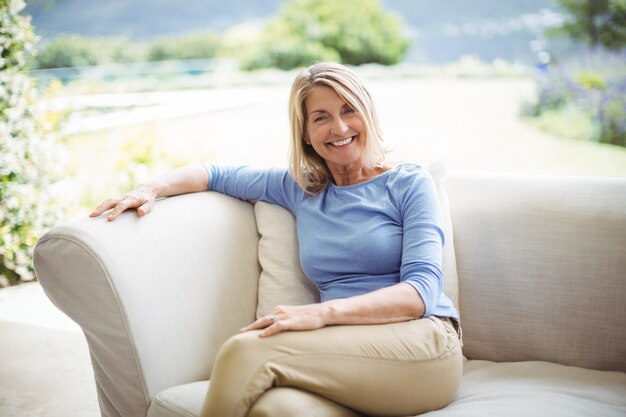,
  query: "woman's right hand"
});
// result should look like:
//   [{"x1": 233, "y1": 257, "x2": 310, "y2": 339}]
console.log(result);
[
  {"x1": 89, "y1": 183, "x2": 158, "y2": 222},
  {"x1": 89, "y1": 165, "x2": 209, "y2": 221}
]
